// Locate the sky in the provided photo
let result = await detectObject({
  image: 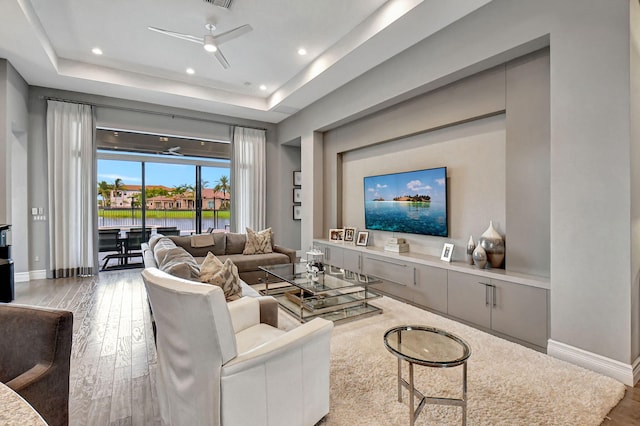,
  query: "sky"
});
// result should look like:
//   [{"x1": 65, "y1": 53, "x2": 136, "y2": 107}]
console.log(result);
[
  {"x1": 98, "y1": 159, "x2": 230, "y2": 189},
  {"x1": 363, "y1": 167, "x2": 447, "y2": 201}
]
